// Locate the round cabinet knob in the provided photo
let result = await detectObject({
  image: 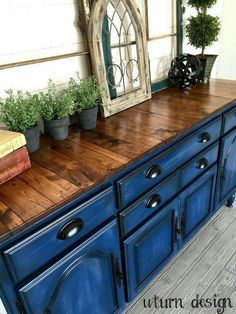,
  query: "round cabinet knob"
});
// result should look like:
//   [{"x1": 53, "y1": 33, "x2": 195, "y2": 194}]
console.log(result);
[
  {"x1": 57, "y1": 219, "x2": 84, "y2": 240},
  {"x1": 145, "y1": 165, "x2": 162, "y2": 179},
  {"x1": 146, "y1": 194, "x2": 162, "y2": 209},
  {"x1": 196, "y1": 158, "x2": 208, "y2": 170},
  {"x1": 198, "y1": 132, "x2": 211, "y2": 143}
]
